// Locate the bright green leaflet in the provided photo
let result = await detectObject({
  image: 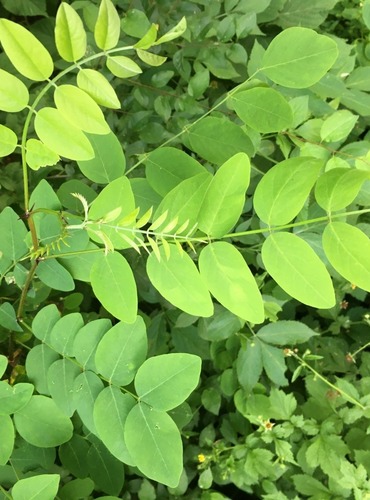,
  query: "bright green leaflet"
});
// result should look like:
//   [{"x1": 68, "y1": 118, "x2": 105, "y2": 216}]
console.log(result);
[
  {"x1": 0, "y1": 69, "x2": 28, "y2": 112},
  {"x1": 320, "y1": 110, "x2": 358, "y2": 142},
  {"x1": 77, "y1": 69, "x2": 120, "y2": 109},
  {"x1": 124, "y1": 404, "x2": 183, "y2": 488},
  {"x1": 253, "y1": 157, "x2": 323, "y2": 226},
  {"x1": 90, "y1": 251, "x2": 138, "y2": 323},
  {"x1": 77, "y1": 132, "x2": 126, "y2": 184},
  {"x1": 34, "y1": 107, "x2": 94, "y2": 161},
  {"x1": 32, "y1": 304, "x2": 60, "y2": 343},
  {"x1": 12, "y1": 474, "x2": 60, "y2": 500},
  {"x1": 0, "y1": 207, "x2": 28, "y2": 262},
  {"x1": 49, "y1": 313, "x2": 84, "y2": 357},
  {"x1": 237, "y1": 340, "x2": 263, "y2": 393},
  {"x1": 314, "y1": 168, "x2": 370, "y2": 212},
  {"x1": 73, "y1": 318, "x2": 111, "y2": 371},
  {"x1": 93, "y1": 386, "x2": 136, "y2": 464},
  {"x1": 262, "y1": 232, "x2": 335, "y2": 308},
  {"x1": 25, "y1": 345, "x2": 60, "y2": 395},
  {"x1": 0, "y1": 124, "x2": 17, "y2": 157},
  {"x1": 146, "y1": 244, "x2": 214, "y2": 317},
  {"x1": 0, "y1": 18, "x2": 53, "y2": 81},
  {"x1": 94, "y1": 0, "x2": 121, "y2": 50},
  {"x1": 47, "y1": 359, "x2": 81, "y2": 417},
  {"x1": 94, "y1": 317, "x2": 147, "y2": 385},
  {"x1": 0, "y1": 414, "x2": 14, "y2": 465},
  {"x1": 25, "y1": 139, "x2": 60, "y2": 170},
  {"x1": 322, "y1": 222, "x2": 370, "y2": 292},
  {"x1": 230, "y1": 87, "x2": 293, "y2": 133},
  {"x1": 135, "y1": 353, "x2": 201, "y2": 411},
  {"x1": 198, "y1": 153, "x2": 250, "y2": 237},
  {"x1": 106, "y1": 56, "x2": 142, "y2": 78},
  {"x1": 54, "y1": 85, "x2": 110, "y2": 135},
  {"x1": 199, "y1": 242, "x2": 264, "y2": 324},
  {"x1": 36, "y1": 259, "x2": 75, "y2": 292},
  {"x1": 55, "y1": 2, "x2": 87, "y2": 62},
  {"x1": 261, "y1": 27, "x2": 338, "y2": 88},
  {"x1": 14, "y1": 395, "x2": 73, "y2": 447},
  {"x1": 0, "y1": 382, "x2": 33, "y2": 415},
  {"x1": 256, "y1": 321, "x2": 318, "y2": 345}
]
